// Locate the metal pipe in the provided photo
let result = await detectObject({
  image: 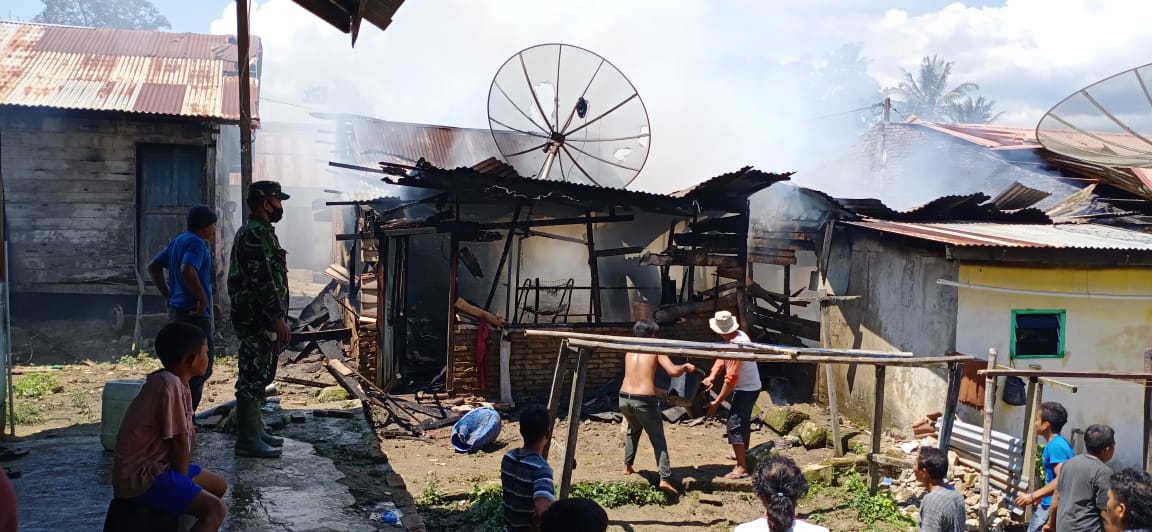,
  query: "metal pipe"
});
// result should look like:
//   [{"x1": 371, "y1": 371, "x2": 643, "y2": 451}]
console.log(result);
[{"x1": 938, "y1": 279, "x2": 1152, "y2": 300}]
